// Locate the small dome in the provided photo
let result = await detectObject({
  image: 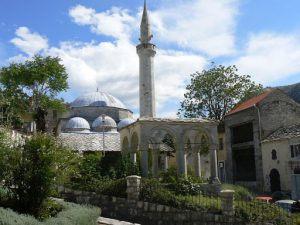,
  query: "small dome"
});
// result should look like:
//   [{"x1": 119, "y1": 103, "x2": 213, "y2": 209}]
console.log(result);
[
  {"x1": 65, "y1": 117, "x2": 90, "y2": 132},
  {"x1": 92, "y1": 115, "x2": 117, "y2": 132},
  {"x1": 118, "y1": 118, "x2": 135, "y2": 130},
  {"x1": 71, "y1": 91, "x2": 126, "y2": 109}
]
